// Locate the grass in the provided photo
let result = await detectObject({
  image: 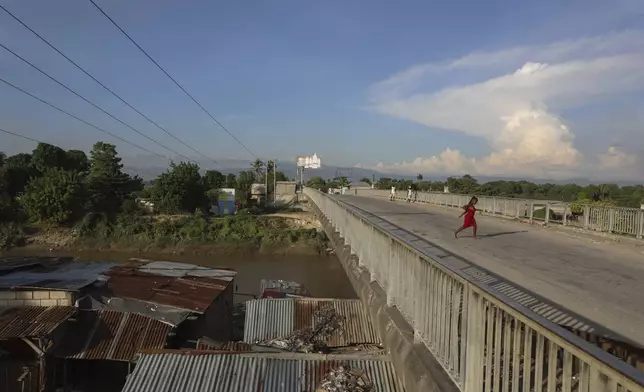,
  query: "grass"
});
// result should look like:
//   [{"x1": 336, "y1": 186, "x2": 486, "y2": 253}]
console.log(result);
[
  {"x1": 73, "y1": 210, "x2": 327, "y2": 253},
  {"x1": 0, "y1": 222, "x2": 26, "y2": 250}
]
